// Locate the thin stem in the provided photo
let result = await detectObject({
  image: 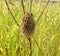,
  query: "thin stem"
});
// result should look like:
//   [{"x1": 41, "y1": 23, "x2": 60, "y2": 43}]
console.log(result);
[
  {"x1": 32, "y1": 36, "x2": 44, "y2": 56},
  {"x1": 28, "y1": 37, "x2": 32, "y2": 56},
  {"x1": 20, "y1": 0, "x2": 25, "y2": 14},
  {"x1": 30, "y1": 0, "x2": 33, "y2": 12},
  {"x1": 4, "y1": 0, "x2": 20, "y2": 27},
  {"x1": 36, "y1": 0, "x2": 50, "y2": 24}
]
